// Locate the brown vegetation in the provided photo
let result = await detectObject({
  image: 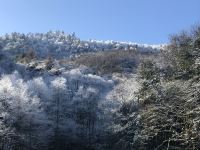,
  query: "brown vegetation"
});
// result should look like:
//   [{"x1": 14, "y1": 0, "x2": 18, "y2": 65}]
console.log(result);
[{"x1": 73, "y1": 49, "x2": 139, "y2": 74}]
